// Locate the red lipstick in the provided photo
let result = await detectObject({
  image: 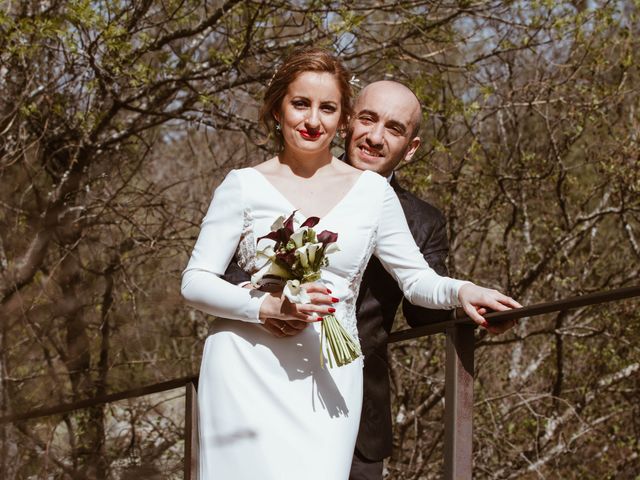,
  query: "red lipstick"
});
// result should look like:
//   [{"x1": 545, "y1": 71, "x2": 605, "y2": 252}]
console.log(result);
[{"x1": 299, "y1": 130, "x2": 322, "y2": 140}]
